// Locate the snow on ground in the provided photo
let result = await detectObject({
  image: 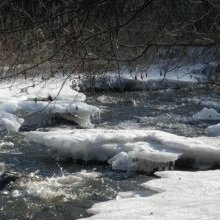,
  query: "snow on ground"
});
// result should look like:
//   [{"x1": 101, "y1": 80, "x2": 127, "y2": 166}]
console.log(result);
[
  {"x1": 0, "y1": 77, "x2": 99, "y2": 131},
  {"x1": 26, "y1": 129, "x2": 220, "y2": 172},
  {"x1": 82, "y1": 170, "x2": 220, "y2": 220},
  {"x1": 193, "y1": 107, "x2": 220, "y2": 121},
  {"x1": 81, "y1": 64, "x2": 208, "y2": 91},
  {"x1": 206, "y1": 123, "x2": 220, "y2": 136}
]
